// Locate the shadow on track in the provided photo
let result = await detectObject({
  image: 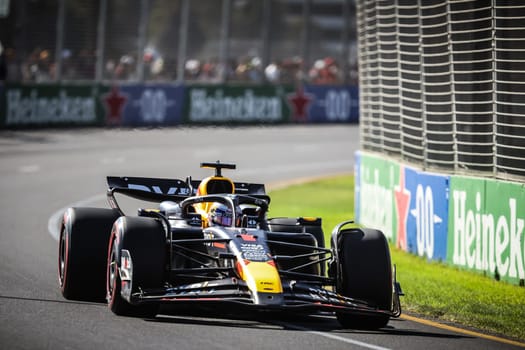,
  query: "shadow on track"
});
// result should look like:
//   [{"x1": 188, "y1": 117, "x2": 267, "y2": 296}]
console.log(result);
[
  {"x1": 1, "y1": 295, "x2": 471, "y2": 341},
  {"x1": 146, "y1": 306, "x2": 470, "y2": 341},
  {"x1": 0, "y1": 294, "x2": 104, "y2": 307}
]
